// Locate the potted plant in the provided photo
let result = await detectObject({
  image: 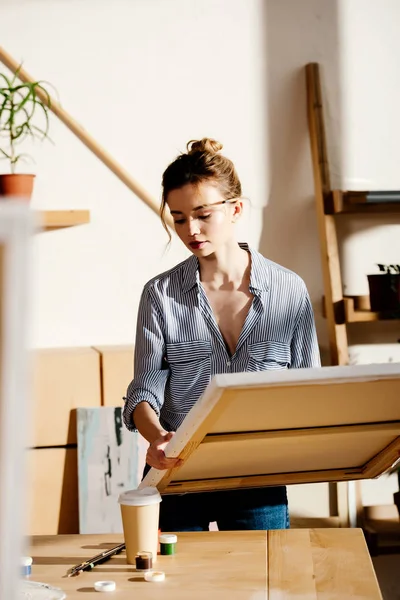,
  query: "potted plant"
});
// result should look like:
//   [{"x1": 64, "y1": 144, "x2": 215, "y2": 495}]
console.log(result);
[
  {"x1": 0, "y1": 65, "x2": 52, "y2": 200},
  {"x1": 367, "y1": 264, "x2": 400, "y2": 316}
]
